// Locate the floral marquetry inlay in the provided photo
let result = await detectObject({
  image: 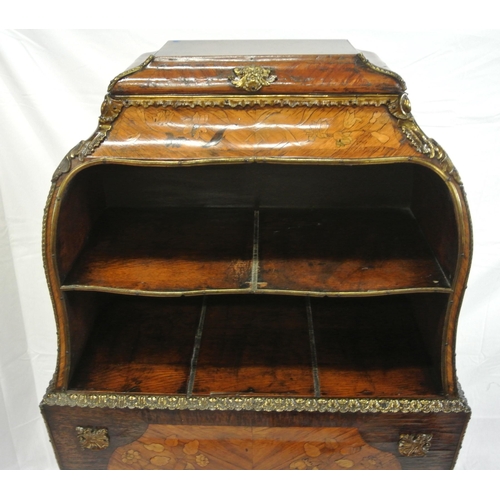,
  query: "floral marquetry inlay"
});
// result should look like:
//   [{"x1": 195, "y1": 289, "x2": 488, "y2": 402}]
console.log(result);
[
  {"x1": 108, "y1": 425, "x2": 401, "y2": 470},
  {"x1": 93, "y1": 104, "x2": 405, "y2": 163}
]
